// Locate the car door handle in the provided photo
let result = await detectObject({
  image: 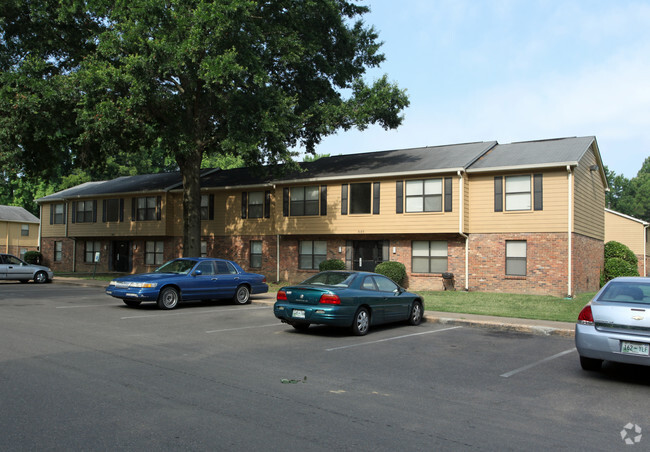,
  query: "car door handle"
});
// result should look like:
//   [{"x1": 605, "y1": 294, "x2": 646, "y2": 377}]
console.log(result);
[{"x1": 211, "y1": 278, "x2": 218, "y2": 281}]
